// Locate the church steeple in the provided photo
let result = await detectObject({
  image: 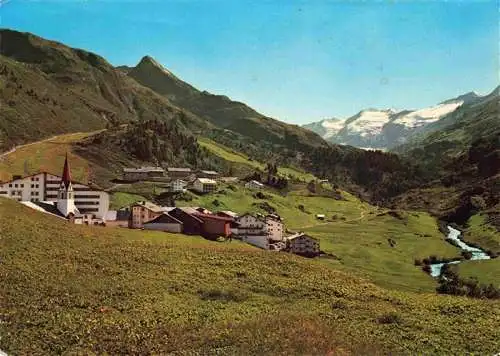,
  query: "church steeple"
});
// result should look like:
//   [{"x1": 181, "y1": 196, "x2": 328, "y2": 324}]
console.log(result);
[
  {"x1": 57, "y1": 153, "x2": 77, "y2": 217},
  {"x1": 61, "y1": 153, "x2": 72, "y2": 189}
]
